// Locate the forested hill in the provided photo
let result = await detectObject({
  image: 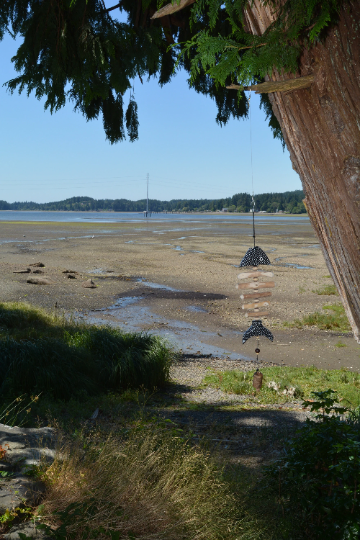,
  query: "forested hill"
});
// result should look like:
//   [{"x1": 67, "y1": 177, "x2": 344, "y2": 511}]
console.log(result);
[{"x1": 0, "y1": 190, "x2": 306, "y2": 214}]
